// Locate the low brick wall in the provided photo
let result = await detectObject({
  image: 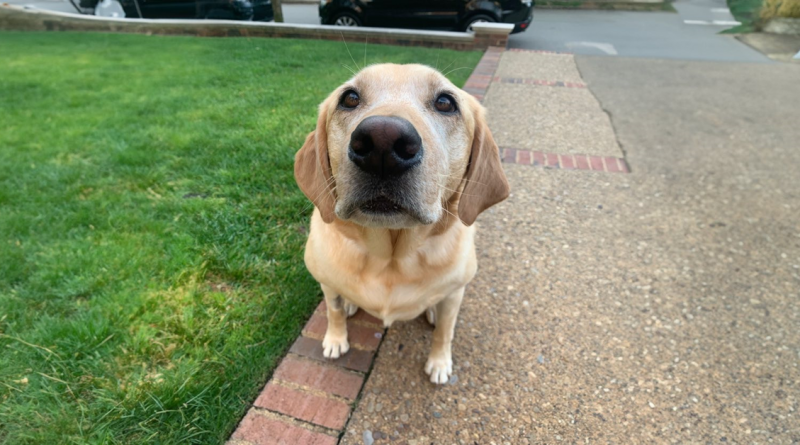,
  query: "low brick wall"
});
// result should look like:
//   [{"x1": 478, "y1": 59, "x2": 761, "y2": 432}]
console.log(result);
[{"x1": 0, "y1": 4, "x2": 513, "y2": 50}]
